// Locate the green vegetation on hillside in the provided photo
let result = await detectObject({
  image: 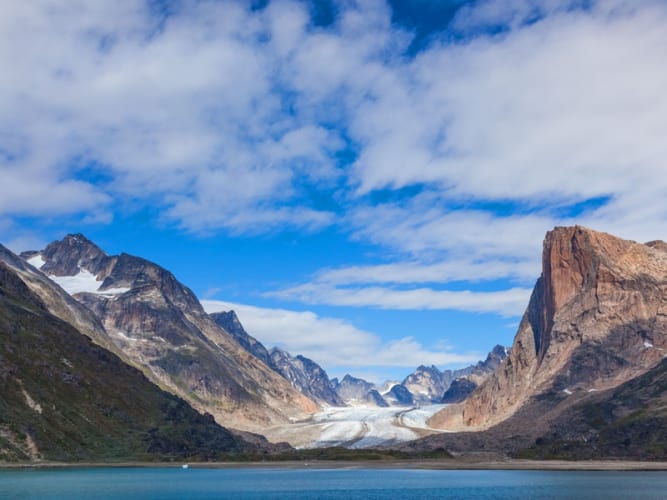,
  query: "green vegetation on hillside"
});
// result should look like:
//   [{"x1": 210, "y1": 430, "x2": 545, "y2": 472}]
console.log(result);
[{"x1": 0, "y1": 263, "x2": 260, "y2": 462}]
